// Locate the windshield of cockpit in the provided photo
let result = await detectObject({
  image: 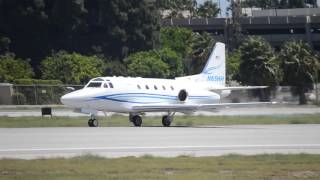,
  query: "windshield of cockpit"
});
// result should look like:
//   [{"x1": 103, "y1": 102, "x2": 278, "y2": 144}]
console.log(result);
[{"x1": 85, "y1": 78, "x2": 104, "y2": 88}]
